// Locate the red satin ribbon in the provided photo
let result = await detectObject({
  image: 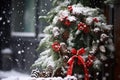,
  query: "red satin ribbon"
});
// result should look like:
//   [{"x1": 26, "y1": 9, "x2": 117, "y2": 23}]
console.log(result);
[{"x1": 67, "y1": 48, "x2": 89, "y2": 80}]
